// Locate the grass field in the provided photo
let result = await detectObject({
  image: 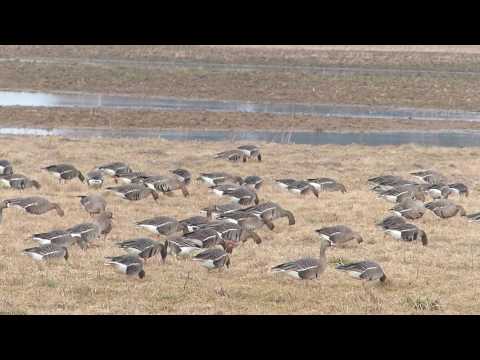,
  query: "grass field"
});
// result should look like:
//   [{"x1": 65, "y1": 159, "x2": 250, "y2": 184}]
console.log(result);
[{"x1": 1, "y1": 136, "x2": 480, "y2": 314}]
